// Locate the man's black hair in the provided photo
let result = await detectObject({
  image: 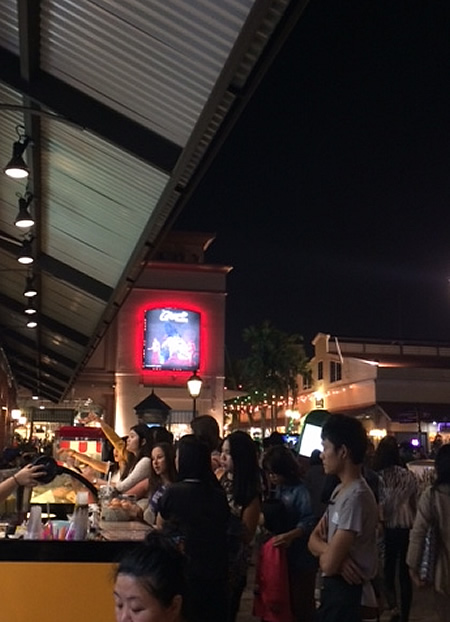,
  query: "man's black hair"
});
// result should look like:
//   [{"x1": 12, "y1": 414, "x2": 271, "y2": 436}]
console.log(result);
[
  {"x1": 321, "y1": 413, "x2": 367, "y2": 465},
  {"x1": 190, "y1": 415, "x2": 220, "y2": 452}
]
